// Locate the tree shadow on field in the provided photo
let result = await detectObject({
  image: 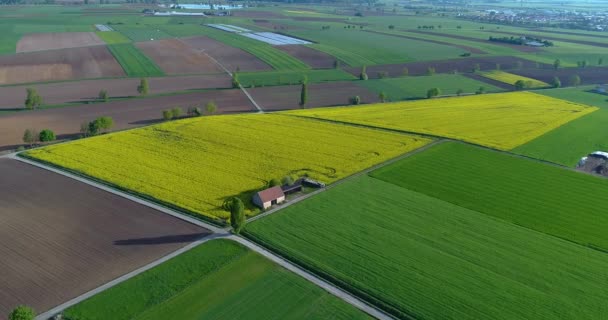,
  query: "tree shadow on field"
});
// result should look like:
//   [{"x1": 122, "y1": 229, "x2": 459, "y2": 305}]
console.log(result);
[
  {"x1": 129, "y1": 118, "x2": 164, "y2": 125},
  {"x1": 114, "y1": 232, "x2": 209, "y2": 246}
]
